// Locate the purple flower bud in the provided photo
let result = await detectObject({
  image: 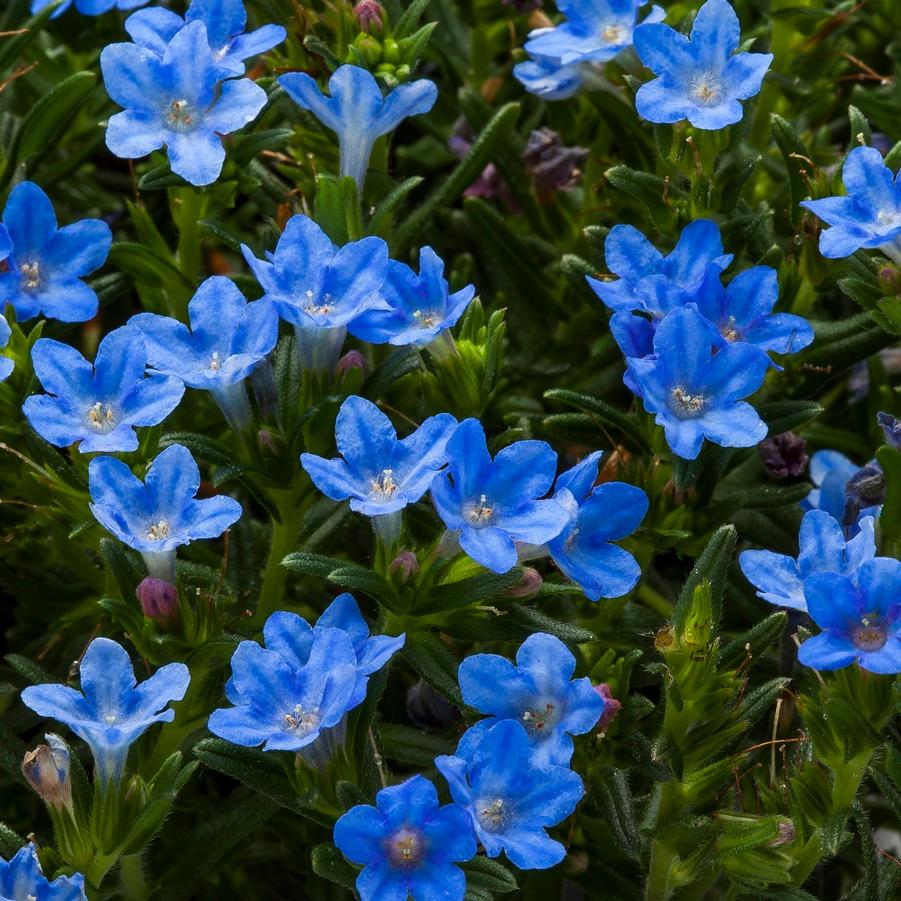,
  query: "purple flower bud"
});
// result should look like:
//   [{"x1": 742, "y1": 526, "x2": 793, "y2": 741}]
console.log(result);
[
  {"x1": 594, "y1": 684, "x2": 622, "y2": 731},
  {"x1": 22, "y1": 734, "x2": 72, "y2": 810},
  {"x1": 406, "y1": 679, "x2": 459, "y2": 730},
  {"x1": 878, "y1": 266, "x2": 901, "y2": 295},
  {"x1": 877, "y1": 411, "x2": 901, "y2": 450},
  {"x1": 136, "y1": 577, "x2": 178, "y2": 627},
  {"x1": 769, "y1": 820, "x2": 796, "y2": 846},
  {"x1": 758, "y1": 432, "x2": 809, "y2": 479},
  {"x1": 522, "y1": 128, "x2": 589, "y2": 193},
  {"x1": 354, "y1": 0, "x2": 384, "y2": 33},
  {"x1": 335, "y1": 349, "x2": 366, "y2": 377},
  {"x1": 504, "y1": 566, "x2": 543, "y2": 599},
  {"x1": 389, "y1": 550, "x2": 419, "y2": 583},
  {"x1": 843, "y1": 462, "x2": 885, "y2": 526}
]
